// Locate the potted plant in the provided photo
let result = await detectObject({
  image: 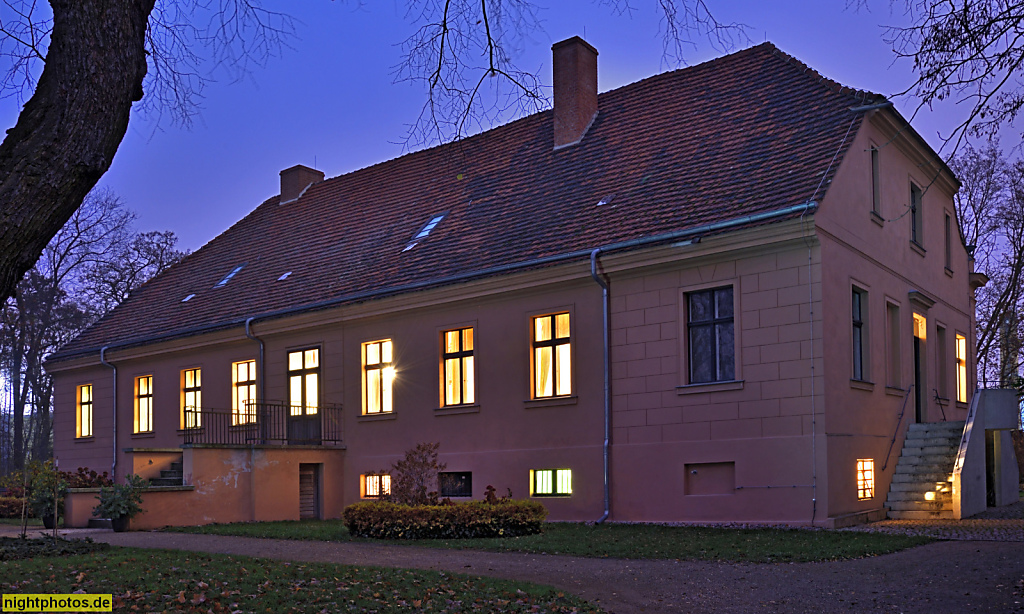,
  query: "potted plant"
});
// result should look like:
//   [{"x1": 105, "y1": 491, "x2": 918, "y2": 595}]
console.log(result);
[
  {"x1": 29, "y1": 460, "x2": 68, "y2": 529},
  {"x1": 93, "y1": 474, "x2": 148, "y2": 532}
]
